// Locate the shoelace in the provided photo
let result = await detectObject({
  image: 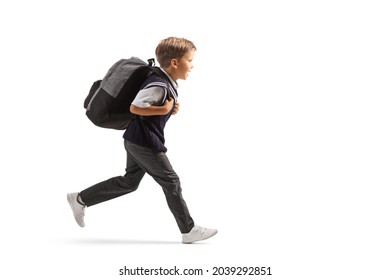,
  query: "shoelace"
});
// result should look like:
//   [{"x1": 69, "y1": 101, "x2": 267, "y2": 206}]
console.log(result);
[{"x1": 198, "y1": 226, "x2": 207, "y2": 234}]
